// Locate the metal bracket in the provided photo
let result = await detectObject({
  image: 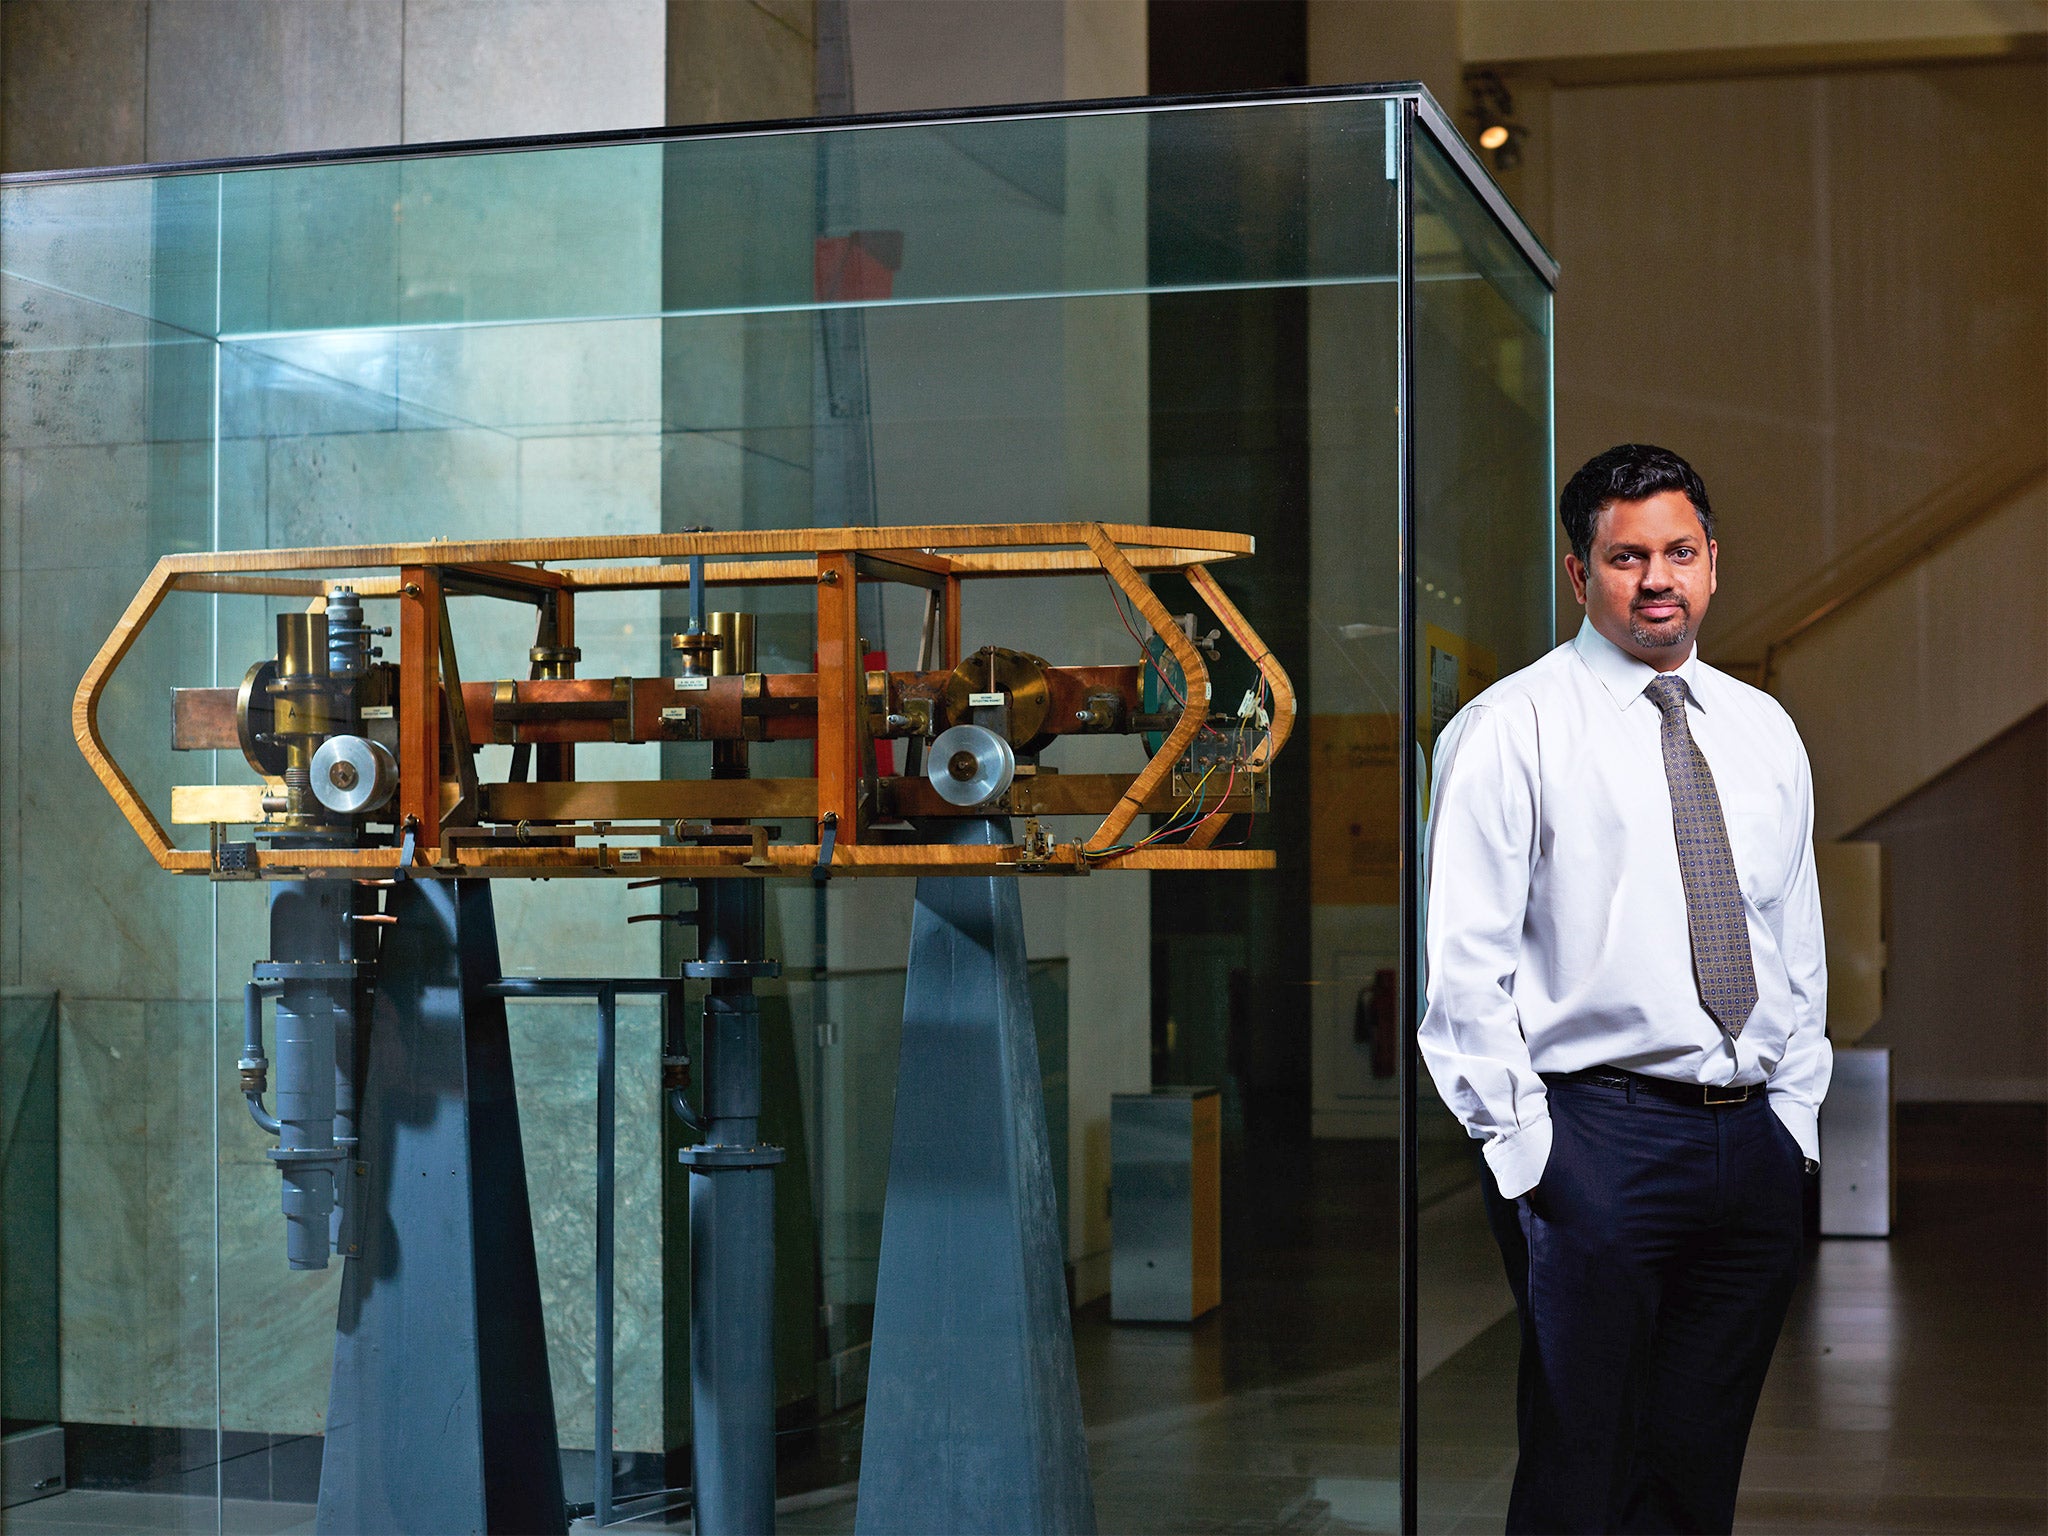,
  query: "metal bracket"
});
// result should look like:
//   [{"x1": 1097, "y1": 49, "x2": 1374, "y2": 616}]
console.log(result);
[
  {"x1": 627, "y1": 907, "x2": 699, "y2": 927},
  {"x1": 211, "y1": 823, "x2": 260, "y2": 880},
  {"x1": 254, "y1": 960, "x2": 363, "y2": 983},
  {"x1": 679, "y1": 958, "x2": 782, "y2": 981},
  {"x1": 676, "y1": 1142, "x2": 787, "y2": 1169},
  {"x1": 814, "y1": 811, "x2": 839, "y2": 887},
  {"x1": 1017, "y1": 816, "x2": 1056, "y2": 869},
  {"x1": 267, "y1": 1145, "x2": 348, "y2": 1169}
]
